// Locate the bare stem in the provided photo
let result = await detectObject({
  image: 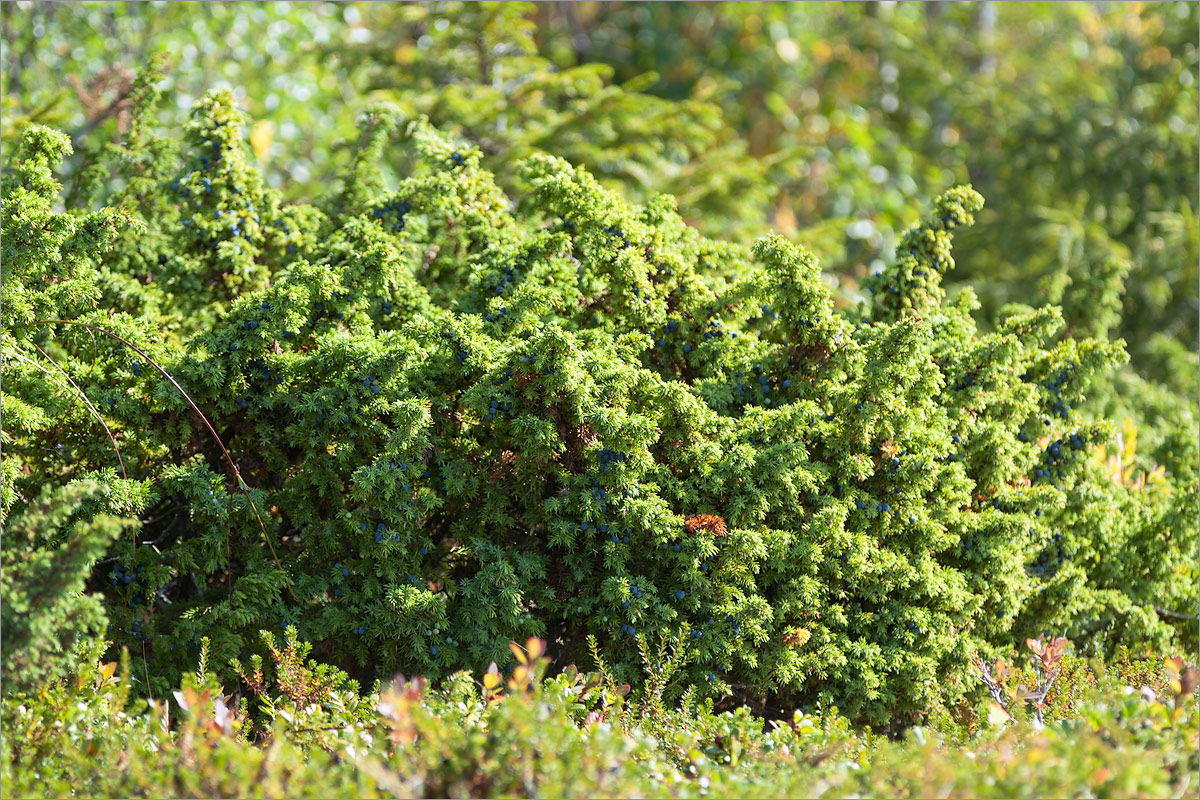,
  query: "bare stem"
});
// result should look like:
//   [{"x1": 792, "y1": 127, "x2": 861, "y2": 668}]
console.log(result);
[
  {"x1": 9, "y1": 344, "x2": 127, "y2": 480},
  {"x1": 28, "y1": 319, "x2": 298, "y2": 603}
]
